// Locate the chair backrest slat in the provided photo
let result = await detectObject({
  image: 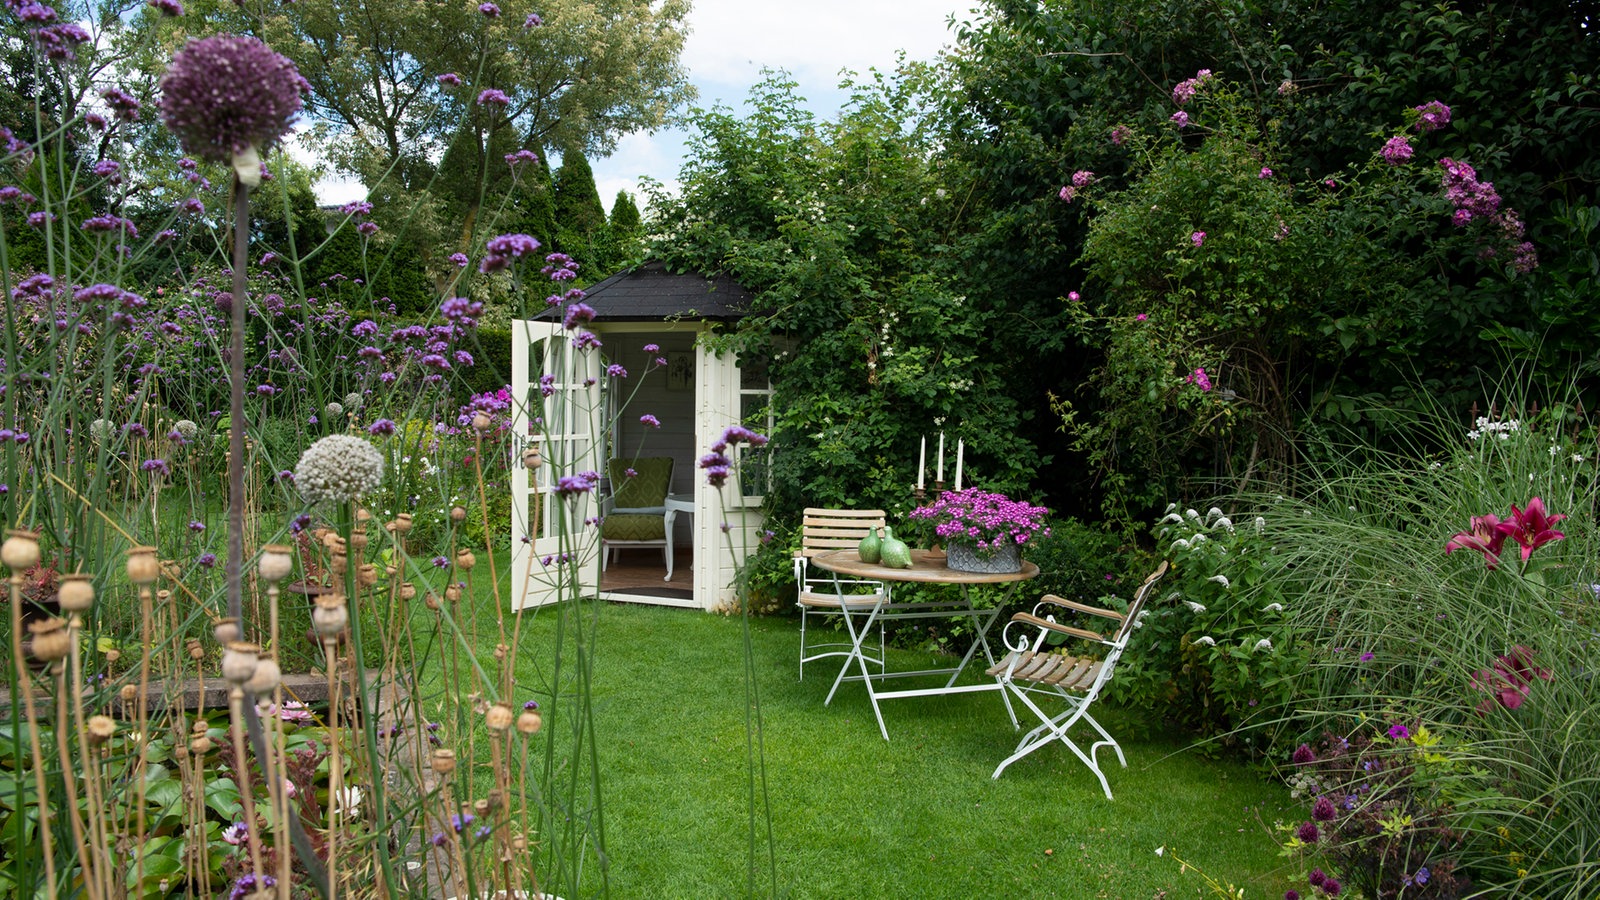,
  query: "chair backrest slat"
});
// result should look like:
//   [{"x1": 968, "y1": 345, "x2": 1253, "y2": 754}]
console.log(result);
[
  {"x1": 1112, "y1": 560, "x2": 1169, "y2": 645},
  {"x1": 799, "y1": 508, "x2": 886, "y2": 559}
]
